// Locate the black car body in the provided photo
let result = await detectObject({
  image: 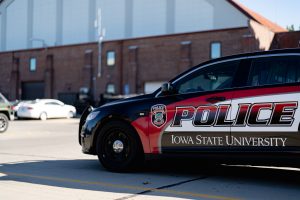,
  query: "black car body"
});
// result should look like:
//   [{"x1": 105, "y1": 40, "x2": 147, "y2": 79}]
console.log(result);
[{"x1": 79, "y1": 48, "x2": 300, "y2": 171}]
